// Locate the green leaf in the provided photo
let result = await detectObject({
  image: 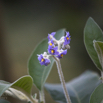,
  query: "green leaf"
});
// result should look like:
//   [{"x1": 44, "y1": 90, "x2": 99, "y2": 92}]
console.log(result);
[
  {"x1": 0, "y1": 76, "x2": 37, "y2": 102},
  {"x1": 28, "y1": 29, "x2": 66, "y2": 90},
  {"x1": 84, "y1": 17, "x2": 103, "y2": 70},
  {"x1": 90, "y1": 83, "x2": 103, "y2": 103},
  {"x1": 11, "y1": 76, "x2": 33, "y2": 94},
  {"x1": 93, "y1": 41, "x2": 103, "y2": 70},
  {"x1": 0, "y1": 99, "x2": 10, "y2": 103},
  {"x1": 45, "y1": 71, "x2": 100, "y2": 103}
]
